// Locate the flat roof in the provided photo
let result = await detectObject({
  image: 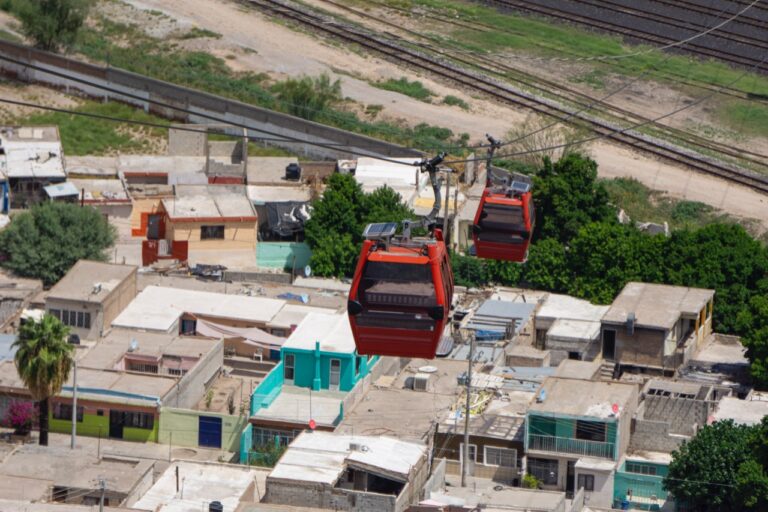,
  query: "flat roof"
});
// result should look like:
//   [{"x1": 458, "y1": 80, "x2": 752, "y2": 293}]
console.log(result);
[
  {"x1": 1, "y1": 126, "x2": 65, "y2": 179},
  {"x1": 65, "y1": 155, "x2": 119, "y2": 177},
  {"x1": 69, "y1": 178, "x2": 129, "y2": 203},
  {"x1": 246, "y1": 157, "x2": 298, "y2": 185},
  {"x1": 112, "y1": 285, "x2": 286, "y2": 332},
  {"x1": 624, "y1": 450, "x2": 673, "y2": 464},
  {"x1": 269, "y1": 431, "x2": 426, "y2": 485},
  {"x1": 247, "y1": 185, "x2": 311, "y2": 204},
  {"x1": 78, "y1": 328, "x2": 219, "y2": 371},
  {"x1": 547, "y1": 318, "x2": 601, "y2": 342},
  {"x1": 433, "y1": 475, "x2": 565, "y2": 510},
  {"x1": 713, "y1": 396, "x2": 768, "y2": 426},
  {"x1": 58, "y1": 366, "x2": 178, "y2": 404},
  {"x1": 339, "y1": 358, "x2": 466, "y2": 441},
  {"x1": 254, "y1": 386, "x2": 344, "y2": 426},
  {"x1": 46, "y1": 261, "x2": 136, "y2": 304},
  {"x1": 529, "y1": 377, "x2": 637, "y2": 419},
  {"x1": 537, "y1": 294, "x2": 609, "y2": 323},
  {"x1": 43, "y1": 181, "x2": 79, "y2": 198},
  {"x1": 134, "y1": 461, "x2": 264, "y2": 512},
  {"x1": 269, "y1": 304, "x2": 338, "y2": 329},
  {"x1": 0, "y1": 444, "x2": 153, "y2": 497},
  {"x1": 554, "y1": 359, "x2": 601, "y2": 380},
  {"x1": 604, "y1": 282, "x2": 714, "y2": 330},
  {"x1": 576, "y1": 457, "x2": 616, "y2": 471},
  {"x1": 163, "y1": 185, "x2": 256, "y2": 220},
  {"x1": 0, "y1": 270, "x2": 43, "y2": 301},
  {"x1": 282, "y1": 312, "x2": 355, "y2": 353}
]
